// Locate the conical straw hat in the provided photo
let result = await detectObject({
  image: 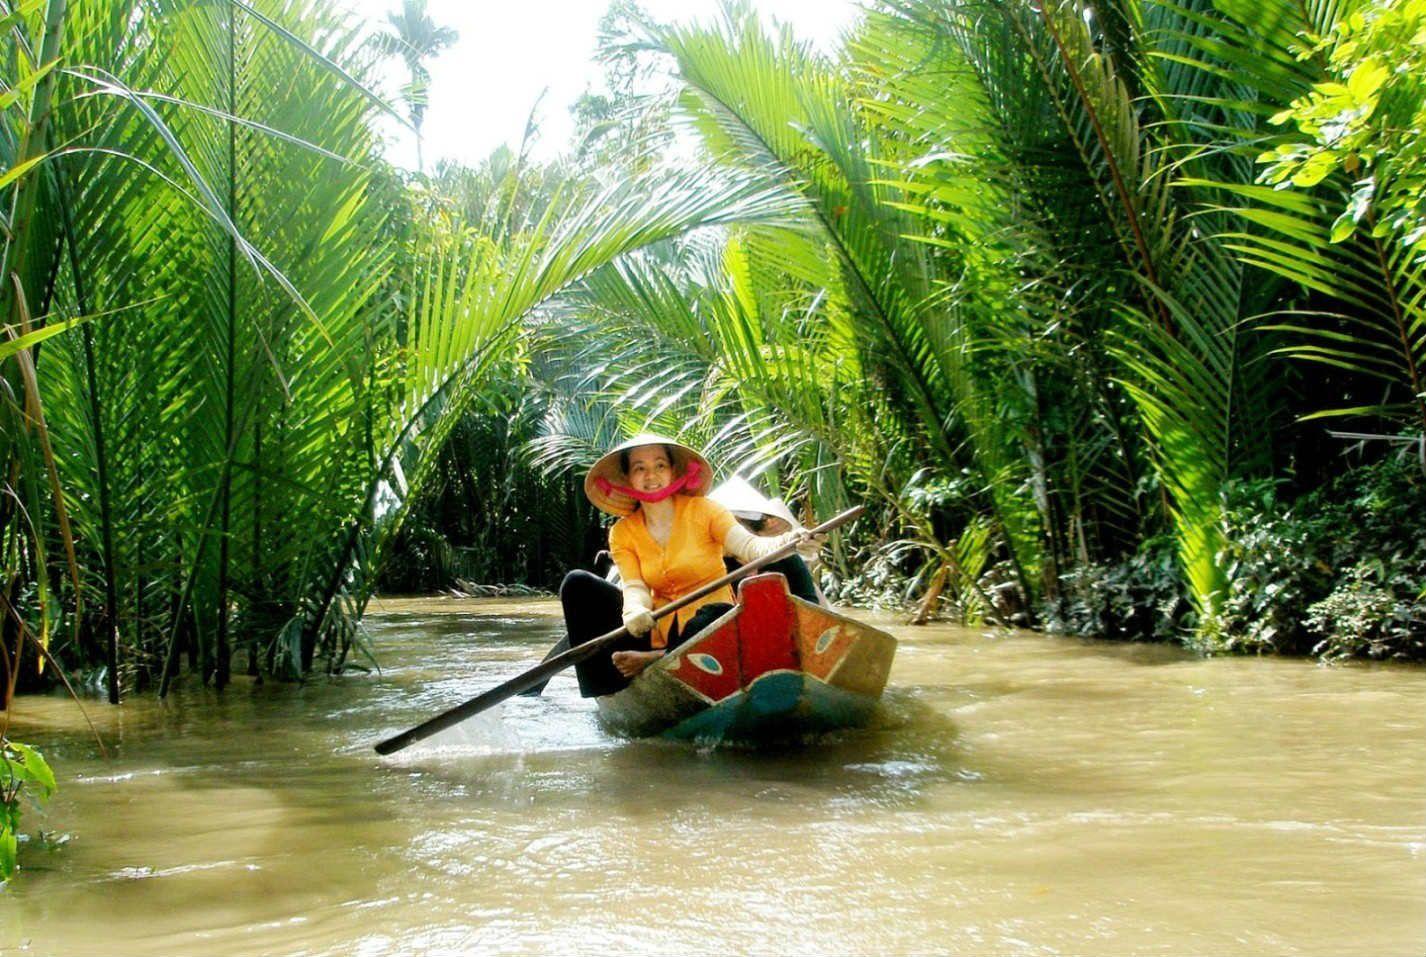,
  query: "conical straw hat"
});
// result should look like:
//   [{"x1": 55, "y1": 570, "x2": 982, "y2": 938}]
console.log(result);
[
  {"x1": 708, "y1": 475, "x2": 802, "y2": 530},
  {"x1": 584, "y1": 433, "x2": 714, "y2": 517}
]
